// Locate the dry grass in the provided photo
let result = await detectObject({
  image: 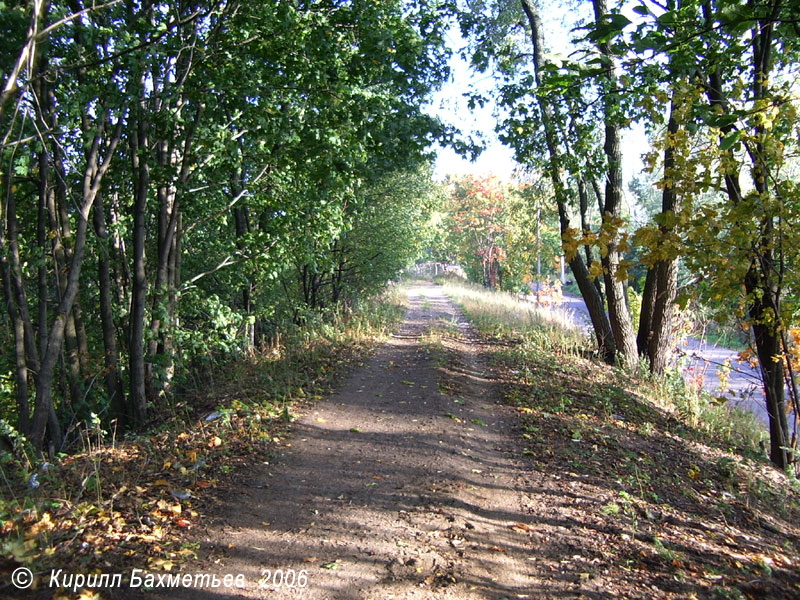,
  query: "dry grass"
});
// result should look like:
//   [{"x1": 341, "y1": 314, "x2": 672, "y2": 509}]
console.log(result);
[{"x1": 435, "y1": 277, "x2": 587, "y2": 355}]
